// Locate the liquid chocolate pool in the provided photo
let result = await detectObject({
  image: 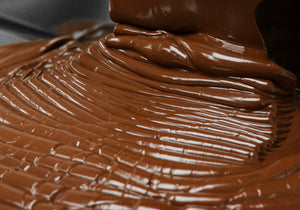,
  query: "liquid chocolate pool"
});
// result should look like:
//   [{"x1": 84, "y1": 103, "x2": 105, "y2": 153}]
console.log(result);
[{"x1": 0, "y1": 0, "x2": 299, "y2": 209}]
